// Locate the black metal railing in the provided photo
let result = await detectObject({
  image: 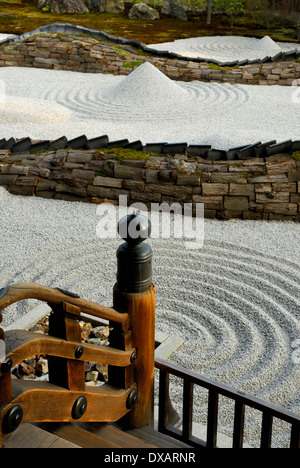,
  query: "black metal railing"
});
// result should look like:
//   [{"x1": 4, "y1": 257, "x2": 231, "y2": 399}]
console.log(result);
[{"x1": 155, "y1": 358, "x2": 300, "y2": 449}]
